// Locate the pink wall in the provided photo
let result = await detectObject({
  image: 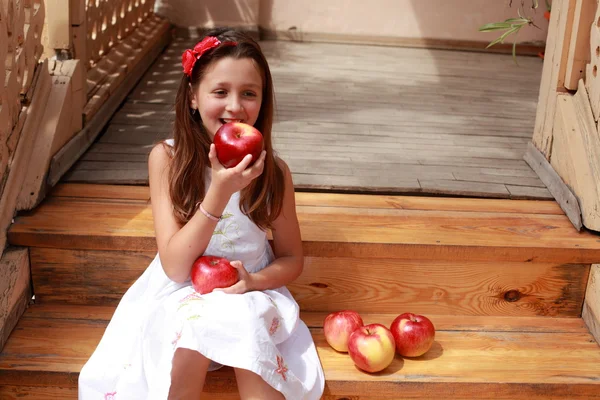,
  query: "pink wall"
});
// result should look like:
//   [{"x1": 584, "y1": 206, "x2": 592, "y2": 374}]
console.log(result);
[{"x1": 156, "y1": 0, "x2": 549, "y2": 44}]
